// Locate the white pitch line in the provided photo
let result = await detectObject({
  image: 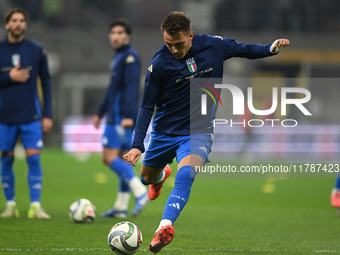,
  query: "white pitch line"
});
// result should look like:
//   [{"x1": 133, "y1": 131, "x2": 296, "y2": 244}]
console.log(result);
[{"x1": 314, "y1": 250, "x2": 339, "y2": 253}]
